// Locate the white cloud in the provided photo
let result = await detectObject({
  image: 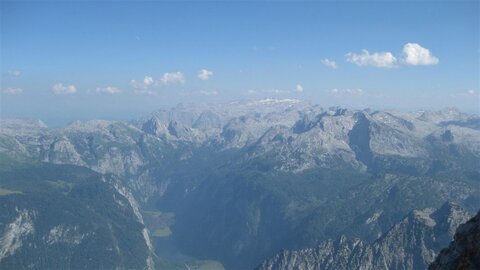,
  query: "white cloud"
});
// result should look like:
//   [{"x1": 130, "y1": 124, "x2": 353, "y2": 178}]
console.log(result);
[
  {"x1": 143, "y1": 76, "x2": 154, "y2": 85},
  {"x1": 160, "y1": 72, "x2": 185, "y2": 84},
  {"x1": 467, "y1": 89, "x2": 476, "y2": 95},
  {"x1": 2, "y1": 87, "x2": 23, "y2": 95},
  {"x1": 198, "y1": 69, "x2": 213, "y2": 80},
  {"x1": 346, "y1": 49, "x2": 397, "y2": 68},
  {"x1": 131, "y1": 72, "x2": 185, "y2": 94},
  {"x1": 96, "y1": 86, "x2": 121, "y2": 94},
  {"x1": 130, "y1": 76, "x2": 154, "y2": 91},
  {"x1": 402, "y1": 43, "x2": 439, "y2": 65},
  {"x1": 328, "y1": 88, "x2": 364, "y2": 97},
  {"x1": 295, "y1": 84, "x2": 304, "y2": 92},
  {"x1": 345, "y1": 43, "x2": 439, "y2": 68},
  {"x1": 321, "y1": 59, "x2": 338, "y2": 69},
  {"x1": 52, "y1": 83, "x2": 77, "y2": 94}
]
